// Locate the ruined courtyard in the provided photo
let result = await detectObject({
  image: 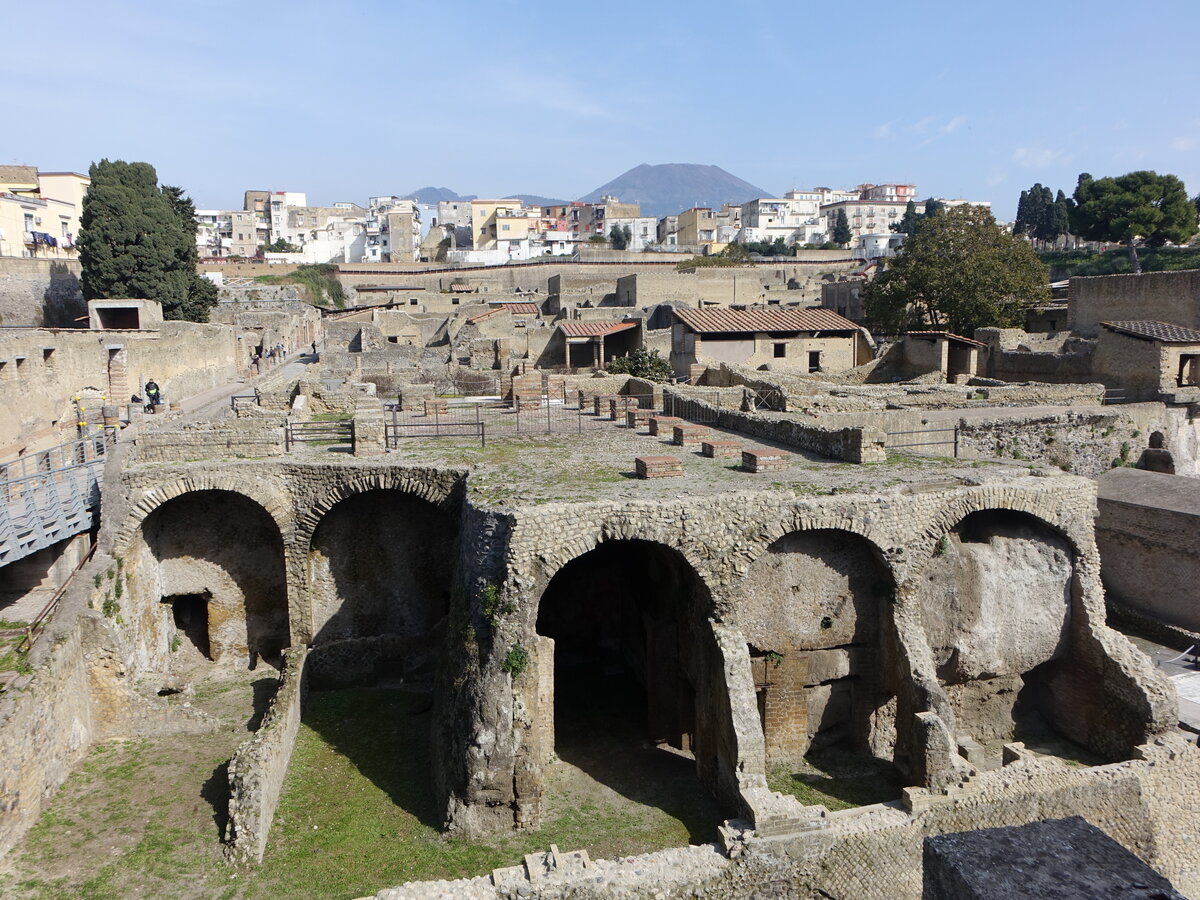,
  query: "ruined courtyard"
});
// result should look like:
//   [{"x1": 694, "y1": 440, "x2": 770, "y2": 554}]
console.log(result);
[{"x1": 3, "y1": 264, "x2": 1200, "y2": 899}]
